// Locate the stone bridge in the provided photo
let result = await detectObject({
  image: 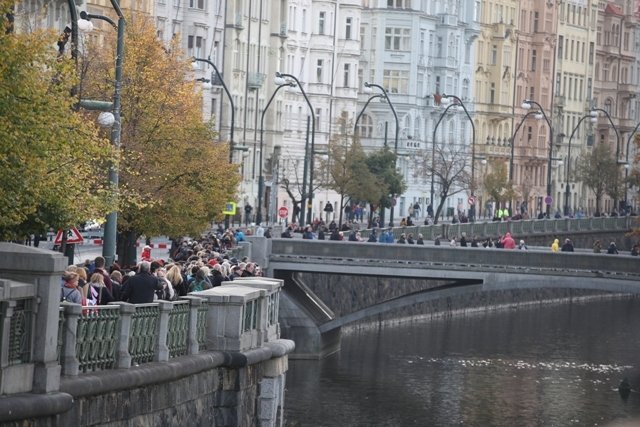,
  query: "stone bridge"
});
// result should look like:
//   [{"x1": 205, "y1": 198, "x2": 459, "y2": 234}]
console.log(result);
[{"x1": 250, "y1": 235, "x2": 640, "y2": 359}]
